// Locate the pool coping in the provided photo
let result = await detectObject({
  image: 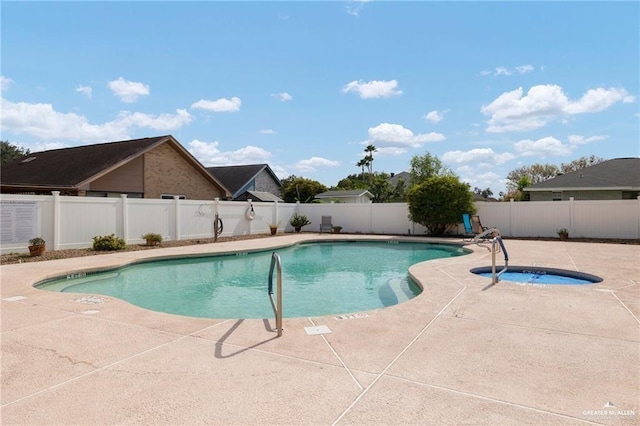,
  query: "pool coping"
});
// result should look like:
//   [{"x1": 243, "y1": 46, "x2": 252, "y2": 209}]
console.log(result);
[{"x1": 2, "y1": 234, "x2": 638, "y2": 424}]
